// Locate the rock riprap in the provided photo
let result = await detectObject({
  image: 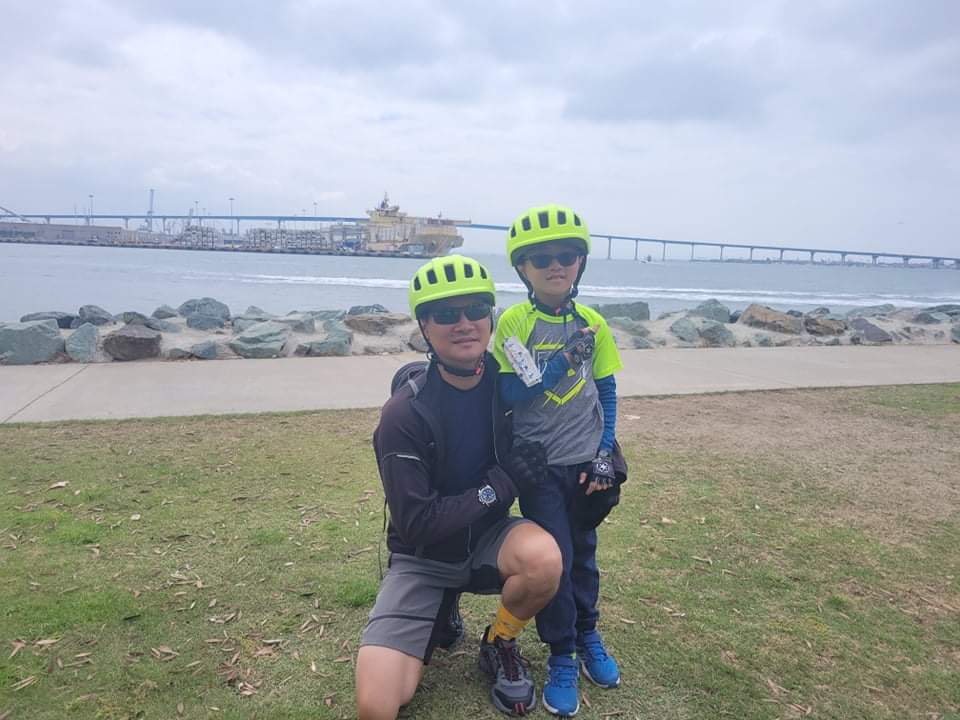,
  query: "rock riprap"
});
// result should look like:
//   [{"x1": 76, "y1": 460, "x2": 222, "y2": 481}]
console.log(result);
[
  {"x1": 103, "y1": 324, "x2": 162, "y2": 360},
  {"x1": 0, "y1": 320, "x2": 66, "y2": 364}
]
